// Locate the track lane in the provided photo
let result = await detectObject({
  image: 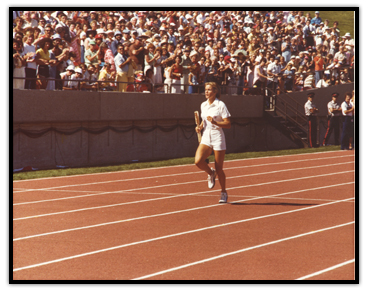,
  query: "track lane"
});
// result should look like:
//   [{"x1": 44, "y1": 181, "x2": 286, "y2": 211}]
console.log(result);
[{"x1": 13, "y1": 200, "x2": 354, "y2": 280}]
